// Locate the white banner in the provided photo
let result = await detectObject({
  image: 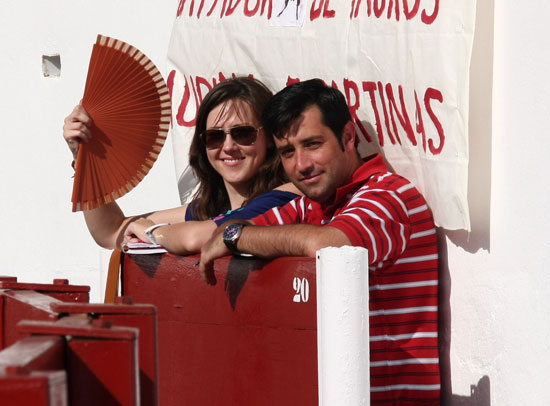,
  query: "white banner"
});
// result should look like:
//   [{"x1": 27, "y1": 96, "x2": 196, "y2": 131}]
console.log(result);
[{"x1": 167, "y1": 0, "x2": 477, "y2": 230}]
